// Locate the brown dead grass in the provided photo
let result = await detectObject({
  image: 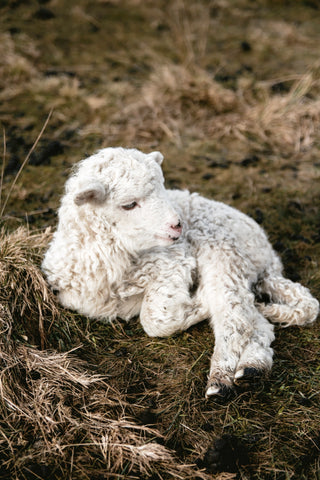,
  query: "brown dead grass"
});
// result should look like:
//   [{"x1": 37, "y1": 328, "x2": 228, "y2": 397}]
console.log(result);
[
  {"x1": 228, "y1": 69, "x2": 320, "y2": 153},
  {"x1": 102, "y1": 63, "x2": 320, "y2": 156},
  {"x1": 0, "y1": 228, "x2": 214, "y2": 480},
  {"x1": 0, "y1": 228, "x2": 58, "y2": 348},
  {"x1": 0, "y1": 33, "x2": 39, "y2": 96}
]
